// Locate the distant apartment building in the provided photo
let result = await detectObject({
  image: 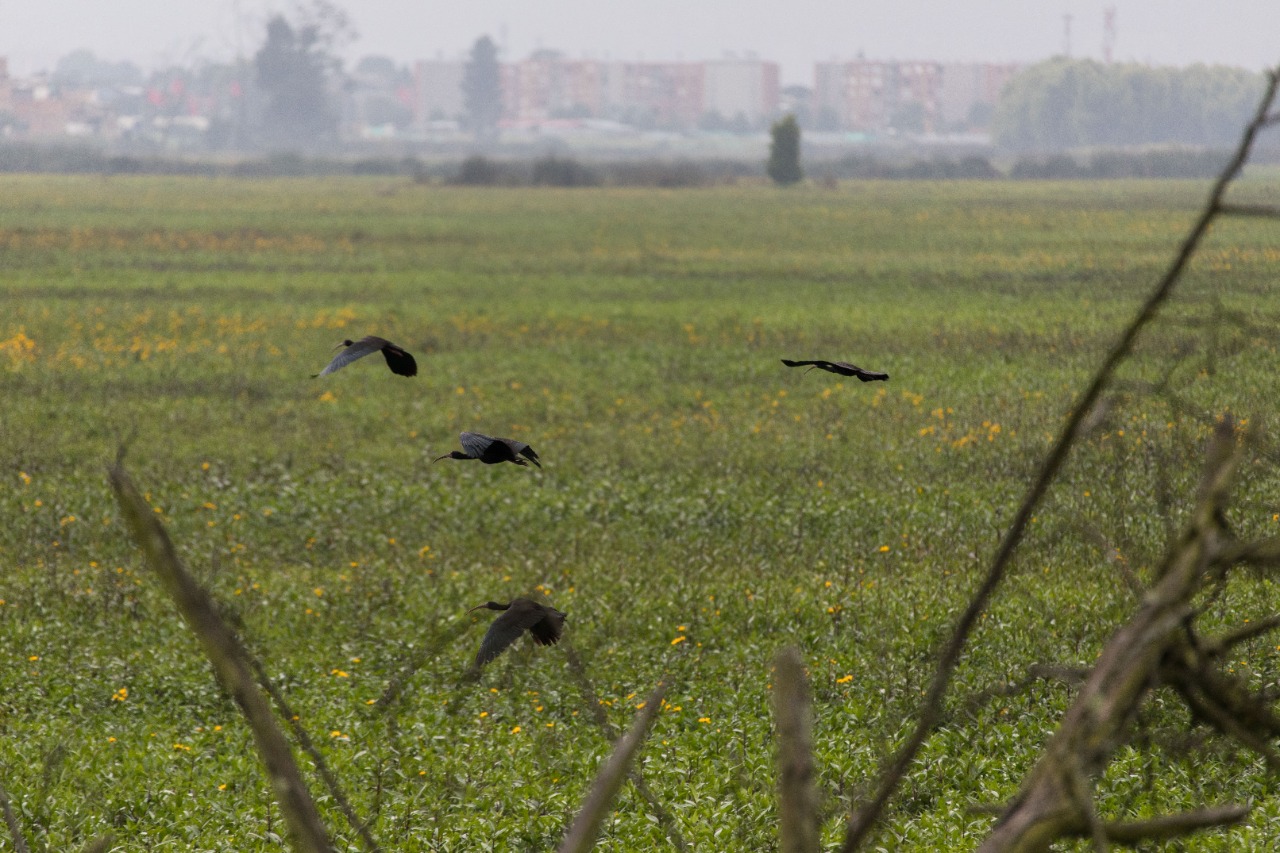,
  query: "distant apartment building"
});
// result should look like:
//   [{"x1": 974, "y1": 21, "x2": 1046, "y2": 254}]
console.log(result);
[
  {"x1": 413, "y1": 54, "x2": 779, "y2": 131},
  {"x1": 938, "y1": 62, "x2": 1021, "y2": 128},
  {"x1": 614, "y1": 62, "x2": 705, "y2": 128},
  {"x1": 815, "y1": 59, "x2": 1020, "y2": 134},
  {"x1": 702, "y1": 58, "x2": 780, "y2": 126}
]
